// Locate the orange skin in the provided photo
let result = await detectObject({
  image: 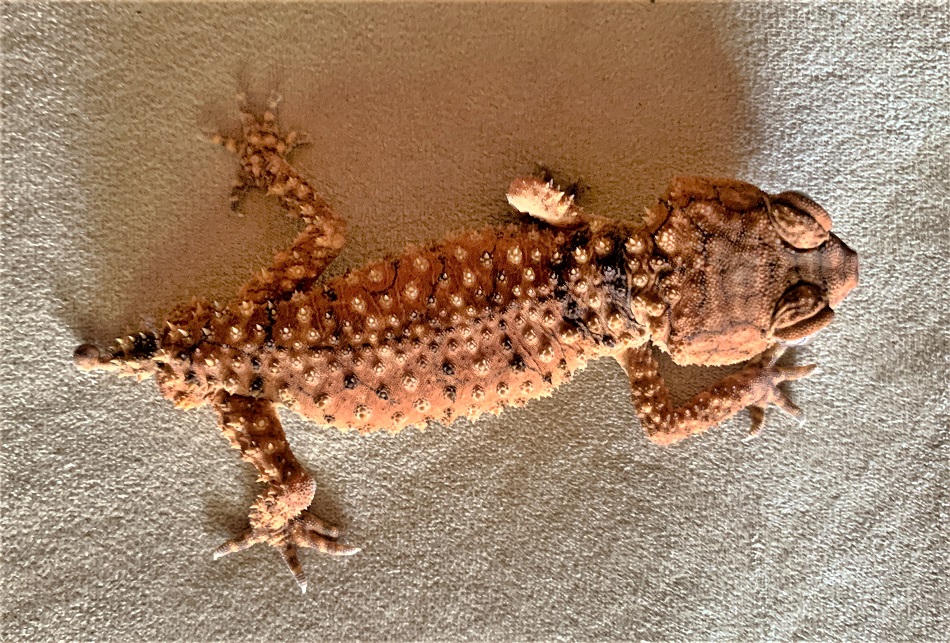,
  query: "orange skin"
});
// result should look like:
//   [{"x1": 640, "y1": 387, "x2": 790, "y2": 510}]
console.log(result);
[{"x1": 75, "y1": 95, "x2": 858, "y2": 592}]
